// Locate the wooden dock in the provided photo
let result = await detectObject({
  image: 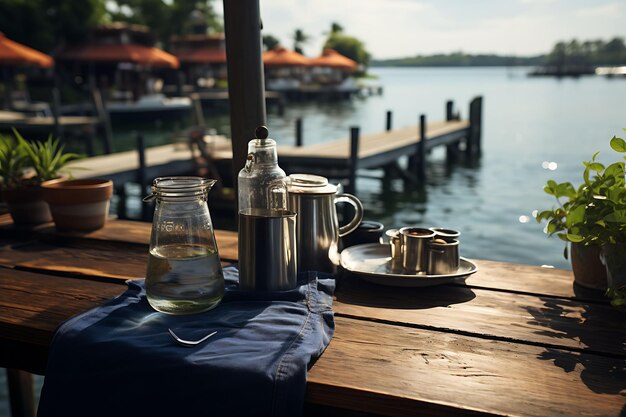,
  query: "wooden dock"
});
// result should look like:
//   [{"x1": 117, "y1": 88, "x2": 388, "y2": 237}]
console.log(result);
[
  {"x1": 69, "y1": 97, "x2": 482, "y2": 198},
  {"x1": 0, "y1": 111, "x2": 100, "y2": 133},
  {"x1": 0, "y1": 88, "x2": 114, "y2": 155}
]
